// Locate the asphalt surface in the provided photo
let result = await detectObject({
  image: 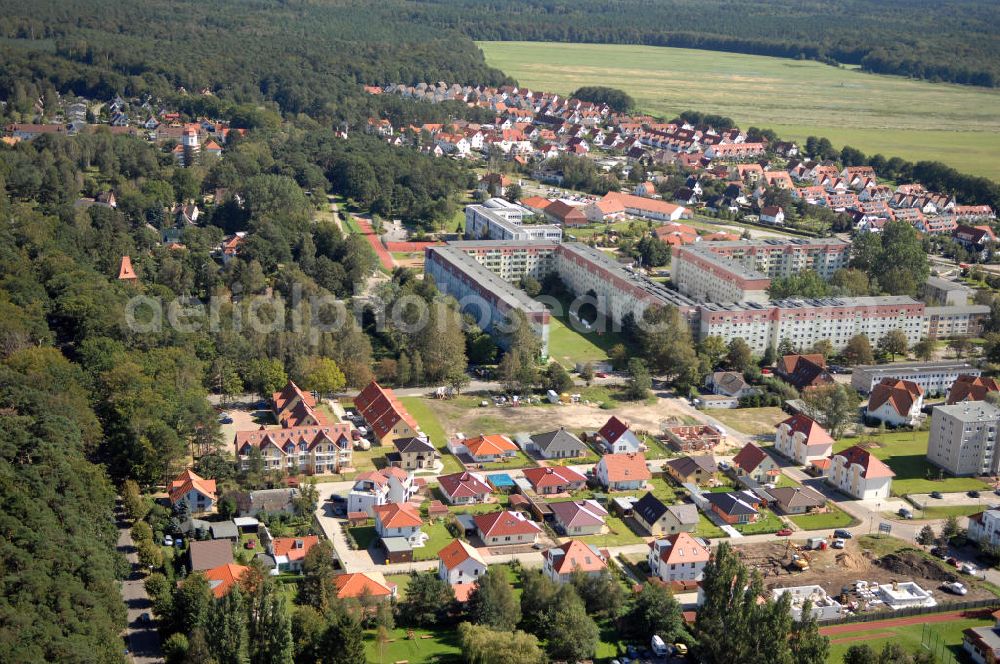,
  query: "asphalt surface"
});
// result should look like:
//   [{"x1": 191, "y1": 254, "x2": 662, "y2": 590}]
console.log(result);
[{"x1": 116, "y1": 507, "x2": 164, "y2": 664}]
